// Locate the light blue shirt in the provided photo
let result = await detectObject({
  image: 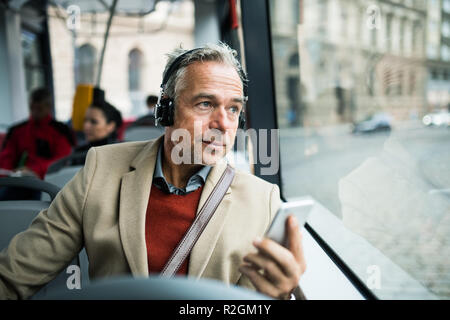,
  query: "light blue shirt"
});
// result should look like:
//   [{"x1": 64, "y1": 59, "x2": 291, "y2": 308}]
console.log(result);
[{"x1": 152, "y1": 143, "x2": 211, "y2": 195}]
